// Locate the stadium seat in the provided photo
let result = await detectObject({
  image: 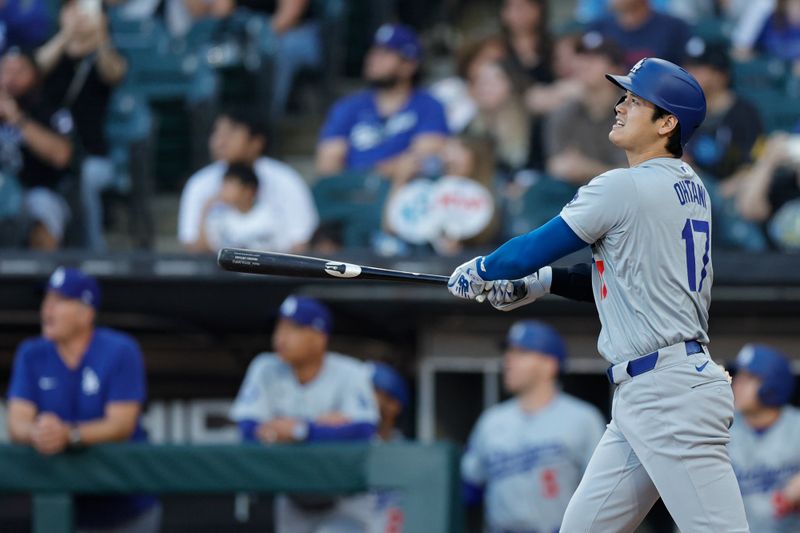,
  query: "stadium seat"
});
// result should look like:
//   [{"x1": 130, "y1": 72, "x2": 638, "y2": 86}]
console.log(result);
[
  {"x1": 691, "y1": 17, "x2": 730, "y2": 47},
  {"x1": 731, "y1": 57, "x2": 789, "y2": 93},
  {"x1": 312, "y1": 172, "x2": 391, "y2": 247},
  {"x1": 504, "y1": 175, "x2": 578, "y2": 238},
  {"x1": 104, "y1": 89, "x2": 156, "y2": 248},
  {"x1": 747, "y1": 90, "x2": 800, "y2": 133}
]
